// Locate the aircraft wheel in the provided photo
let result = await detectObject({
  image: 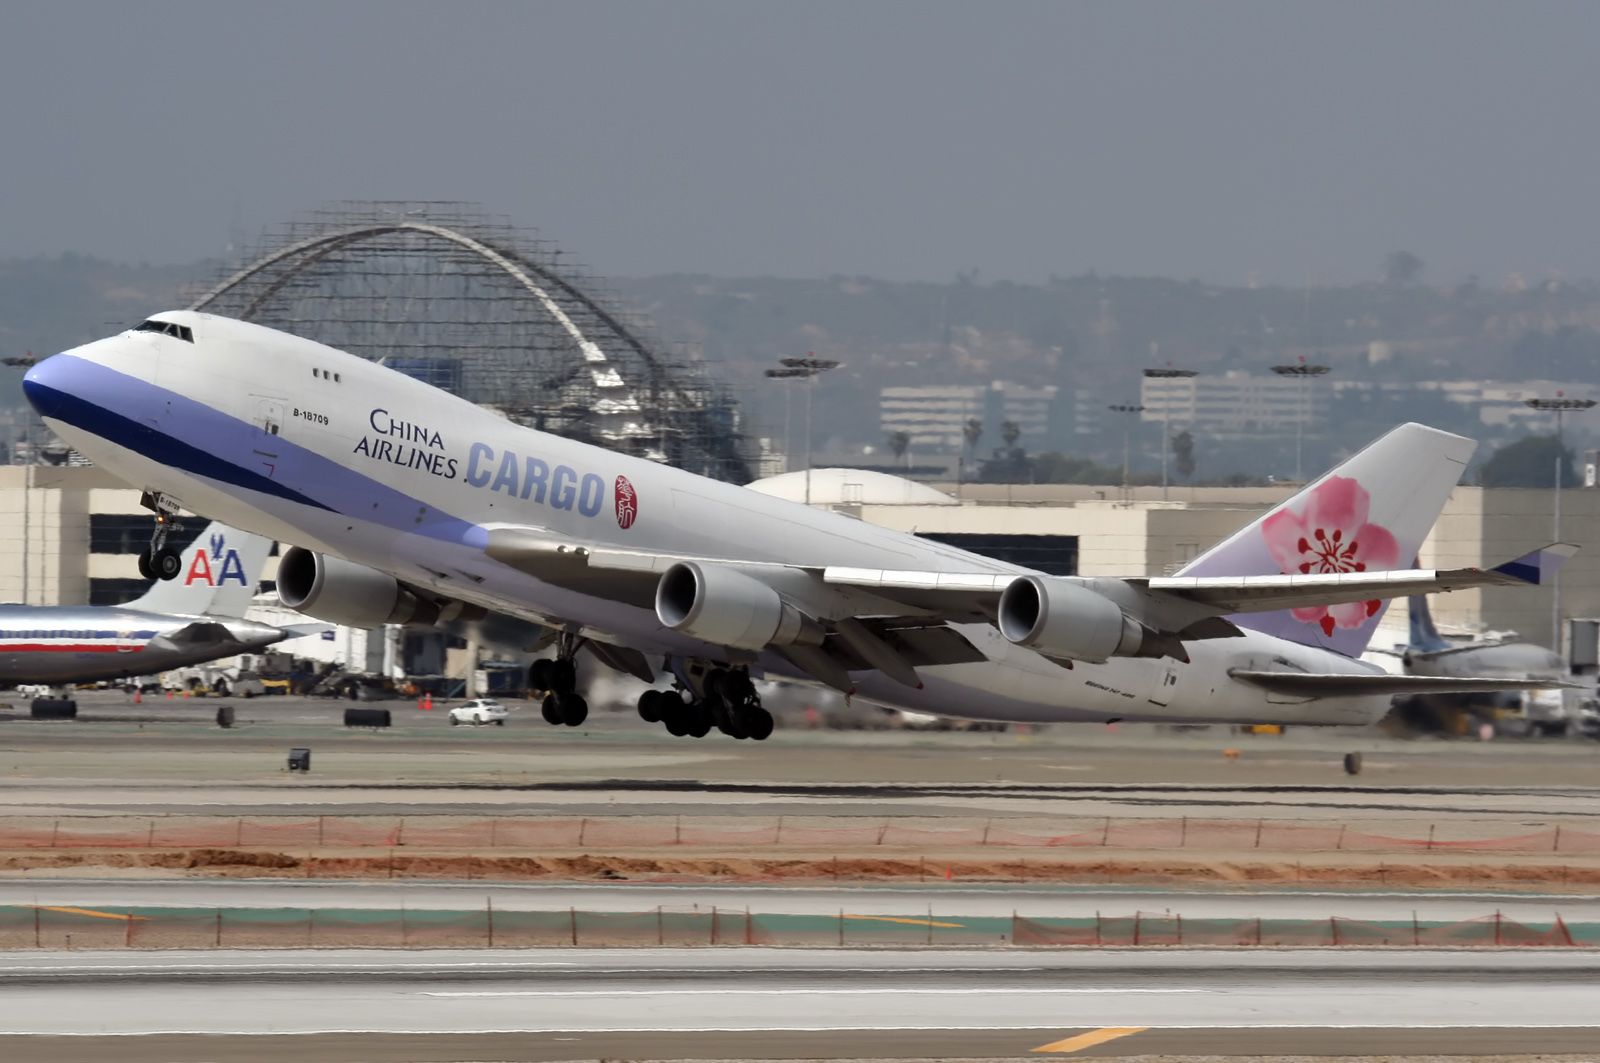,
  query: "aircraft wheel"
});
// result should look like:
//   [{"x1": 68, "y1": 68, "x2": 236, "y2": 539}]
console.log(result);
[
  {"x1": 714, "y1": 699, "x2": 744, "y2": 738},
  {"x1": 1343, "y1": 752, "x2": 1362, "y2": 776},
  {"x1": 449, "y1": 716, "x2": 460, "y2": 726},
  {"x1": 686, "y1": 705, "x2": 712, "y2": 739},
  {"x1": 137, "y1": 551, "x2": 155, "y2": 580},
  {"x1": 529, "y1": 658, "x2": 554, "y2": 692},
  {"x1": 551, "y1": 658, "x2": 577, "y2": 695},
  {"x1": 638, "y1": 689, "x2": 662, "y2": 723},
  {"x1": 664, "y1": 708, "x2": 689, "y2": 737},
  {"x1": 153, "y1": 547, "x2": 183, "y2": 581},
  {"x1": 722, "y1": 670, "x2": 756, "y2": 705},
  {"x1": 742, "y1": 707, "x2": 774, "y2": 742},
  {"x1": 541, "y1": 694, "x2": 562, "y2": 725},
  {"x1": 561, "y1": 693, "x2": 588, "y2": 727}
]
